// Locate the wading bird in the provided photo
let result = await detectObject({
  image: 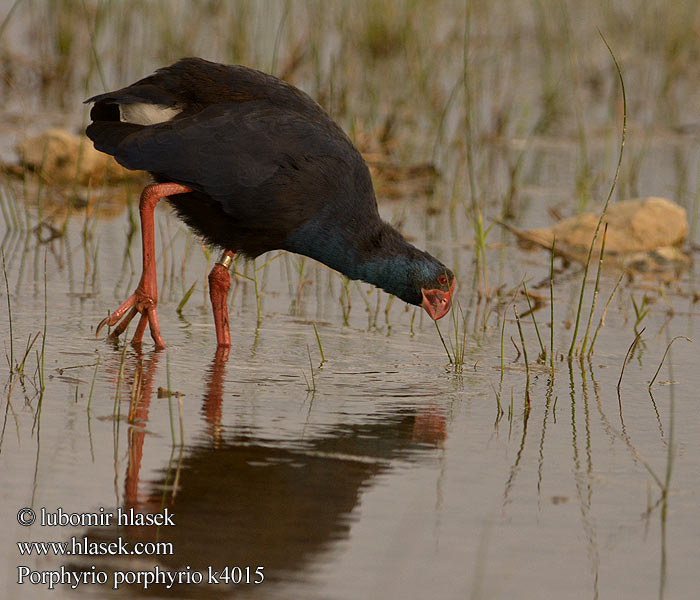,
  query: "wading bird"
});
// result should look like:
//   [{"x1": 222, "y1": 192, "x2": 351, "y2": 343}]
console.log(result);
[{"x1": 86, "y1": 58, "x2": 454, "y2": 348}]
